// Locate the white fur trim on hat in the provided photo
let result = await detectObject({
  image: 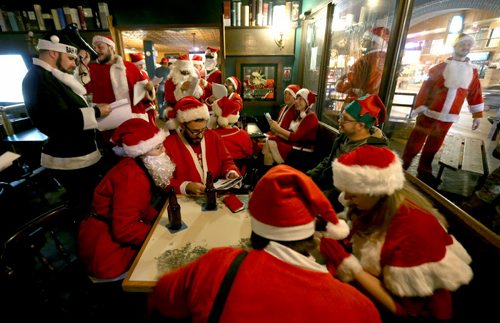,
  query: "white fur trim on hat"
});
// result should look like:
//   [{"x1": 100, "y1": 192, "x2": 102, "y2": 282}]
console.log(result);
[
  {"x1": 333, "y1": 156, "x2": 405, "y2": 196},
  {"x1": 212, "y1": 100, "x2": 239, "y2": 127},
  {"x1": 250, "y1": 216, "x2": 316, "y2": 241},
  {"x1": 175, "y1": 59, "x2": 192, "y2": 71},
  {"x1": 325, "y1": 220, "x2": 350, "y2": 240},
  {"x1": 92, "y1": 35, "x2": 115, "y2": 49},
  {"x1": 37, "y1": 38, "x2": 78, "y2": 57},
  {"x1": 284, "y1": 88, "x2": 297, "y2": 98},
  {"x1": 176, "y1": 104, "x2": 210, "y2": 123},
  {"x1": 112, "y1": 129, "x2": 167, "y2": 158}
]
